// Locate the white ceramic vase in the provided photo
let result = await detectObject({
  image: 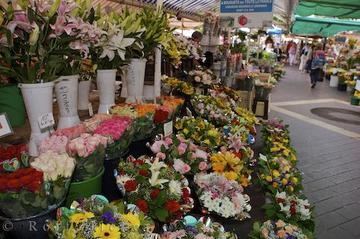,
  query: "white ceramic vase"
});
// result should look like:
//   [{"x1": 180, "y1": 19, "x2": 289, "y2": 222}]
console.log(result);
[
  {"x1": 126, "y1": 58, "x2": 147, "y2": 103},
  {"x1": 78, "y1": 80, "x2": 91, "y2": 110},
  {"x1": 55, "y1": 75, "x2": 80, "y2": 129},
  {"x1": 97, "y1": 69, "x2": 117, "y2": 113},
  {"x1": 19, "y1": 82, "x2": 54, "y2": 156}
]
